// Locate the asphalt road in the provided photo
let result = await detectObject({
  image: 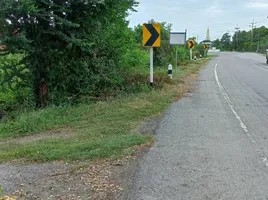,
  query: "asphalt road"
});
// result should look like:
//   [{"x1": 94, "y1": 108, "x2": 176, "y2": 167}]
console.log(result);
[{"x1": 127, "y1": 53, "x2": 268, "y2": 200}]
